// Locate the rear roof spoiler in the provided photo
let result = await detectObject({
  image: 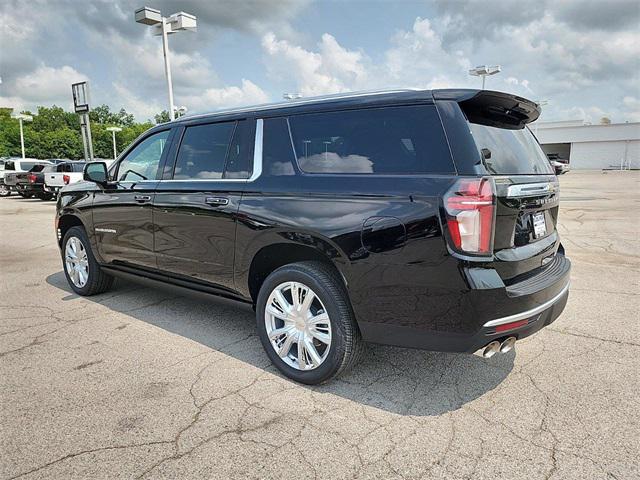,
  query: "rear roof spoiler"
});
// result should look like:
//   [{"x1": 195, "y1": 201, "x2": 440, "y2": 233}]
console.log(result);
[{"x1": 433, "y1": 89, "x2": 541, "y2": 130}]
